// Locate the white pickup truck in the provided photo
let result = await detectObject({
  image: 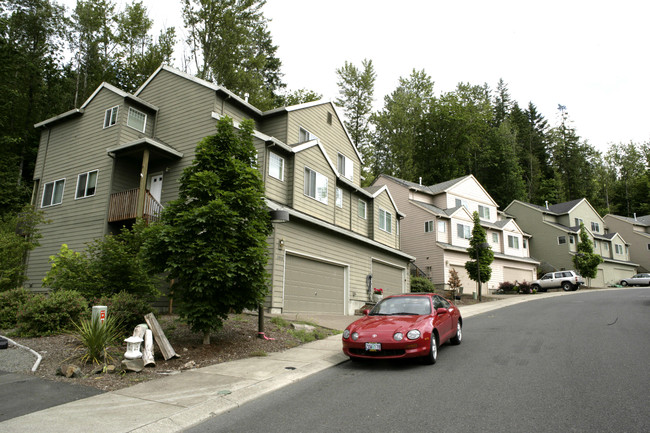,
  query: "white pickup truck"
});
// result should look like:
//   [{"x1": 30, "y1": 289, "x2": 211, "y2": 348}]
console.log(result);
[{"x1": 531, "y1": 270, "x2": 585, "y2": 292}]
